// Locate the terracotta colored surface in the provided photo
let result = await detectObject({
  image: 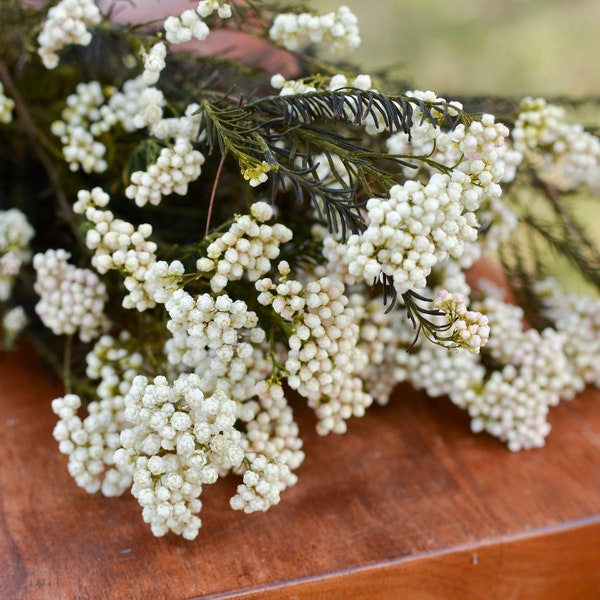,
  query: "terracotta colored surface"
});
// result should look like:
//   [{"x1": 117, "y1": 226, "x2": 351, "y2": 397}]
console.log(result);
[{"x1": 1, "y1": 343, "x2": 599, "y2": 599}]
